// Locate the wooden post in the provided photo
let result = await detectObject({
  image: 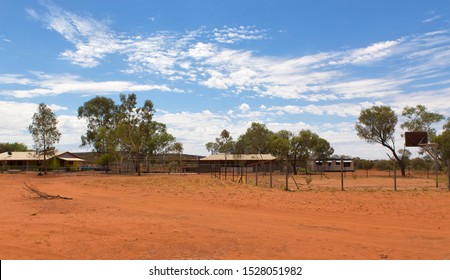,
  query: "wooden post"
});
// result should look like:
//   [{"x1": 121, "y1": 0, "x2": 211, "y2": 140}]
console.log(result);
[
  {"x1": 269, "y1": 160, "x2": 273, "y2": 188},
  {"x1": 245, "y1": 165, "x2": 248, "y2": 185},
  {"x1": 447, "y1": 158, "x2": 450, "y2": 191},
  {"x1": 340, "y1": 158, "x2": 344, "y2": 191},
  {"x1": 285, "y1": 158, "x2": 289, "y2": 191},
  {"x1": 255, "y1": 163, "x2": 258, "y2": 186},
  {"x1": 435, "y1": 161, "x2": 439, "y2": 189},
  {"x1": 240, "y1": 166, "x2": 243, "y2": 184},
  {"x1": 394, "y1": 160, "x2": 397, "y2": 191},
  {"x1": 224, "y1": 156, "x2": 227, "y2": 181},
  {"x1": 232, "y1": 164, "x2": 234, "y2": 182}
]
